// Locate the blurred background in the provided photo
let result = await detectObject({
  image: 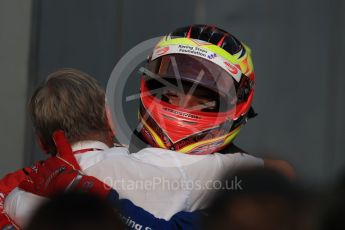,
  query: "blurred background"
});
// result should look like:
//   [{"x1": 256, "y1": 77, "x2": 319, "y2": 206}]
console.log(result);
[{"x1": 0, "y1": 0, "x2": 344, "y2": 186}]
